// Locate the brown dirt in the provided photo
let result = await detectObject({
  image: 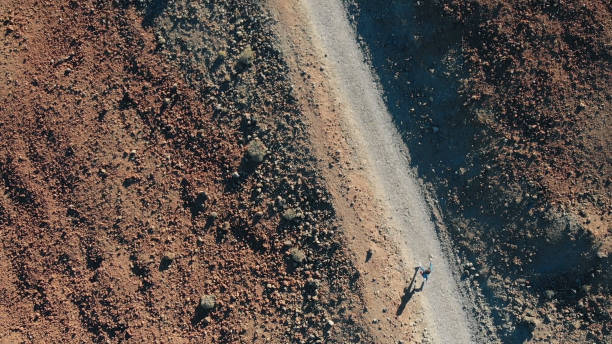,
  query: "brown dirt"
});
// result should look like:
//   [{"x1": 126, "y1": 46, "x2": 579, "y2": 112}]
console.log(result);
[{"x1": 0, "y1": 1, "x2": 372, "y2": 343}]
